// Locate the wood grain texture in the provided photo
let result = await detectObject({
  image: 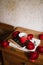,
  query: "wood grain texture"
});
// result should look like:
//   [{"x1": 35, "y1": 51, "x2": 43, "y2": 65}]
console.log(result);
[
  {"x1": 0, "y1": 22, "x2": 14, "y2": 31},
  {"x1": 0, "y1": 22, "x2": 15, "y2": 40},
  {"x1": 0, "y1": 27, "x2": 43, "y2": 65}
]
